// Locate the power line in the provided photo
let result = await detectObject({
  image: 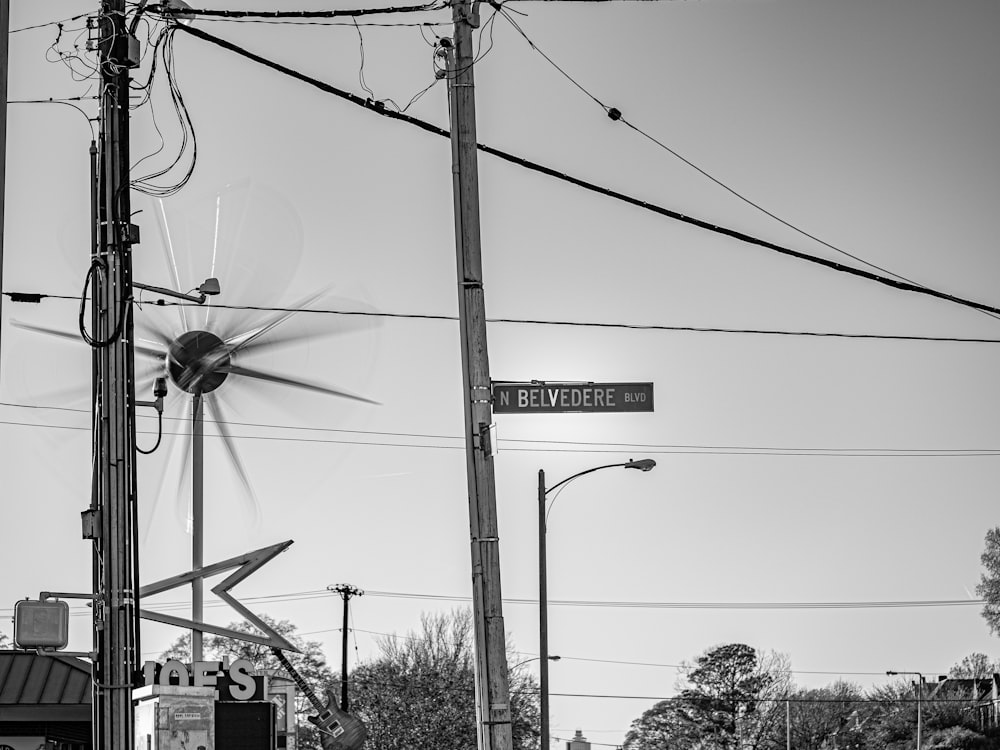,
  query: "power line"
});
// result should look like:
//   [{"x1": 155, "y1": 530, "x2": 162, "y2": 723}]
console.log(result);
[
  {"x1": 10, "y1": 12, "x2": 90, "y2": 33},
  {"x1": 171, "y1": 22, "x2": 1000, "y2": 319},
  {"x1": 4, "y1": 401, "x2": 1000, "y2": 456},
  {"x1": 363, "y1": 589, "x2": 985, "y2": 610},
  {"x1": 148, "y1": 3, "x2": 448, "y2": 20},
  {"x1": 4, "y1": 408, "x2": 1000, "y2": 457},
  {"x1": 16, "y1": 584, "x2": 983, "y2": 616},
  {"x1": 495, "y1": 7, "x2": 940, "y2": 290},
  {"x1": 9, "y1": 293, "x2": 1000, "y2": 343}
]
